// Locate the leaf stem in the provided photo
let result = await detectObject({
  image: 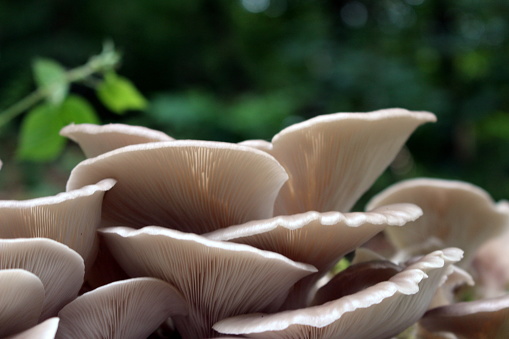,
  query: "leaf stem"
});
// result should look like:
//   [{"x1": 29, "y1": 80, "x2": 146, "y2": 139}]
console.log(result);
[
  {"x1": 0, "y1": 89, "x2": 45, "y2": 127},
  {"x1": 0, "y1": 44, "x2": 120, "y2": 128}
]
